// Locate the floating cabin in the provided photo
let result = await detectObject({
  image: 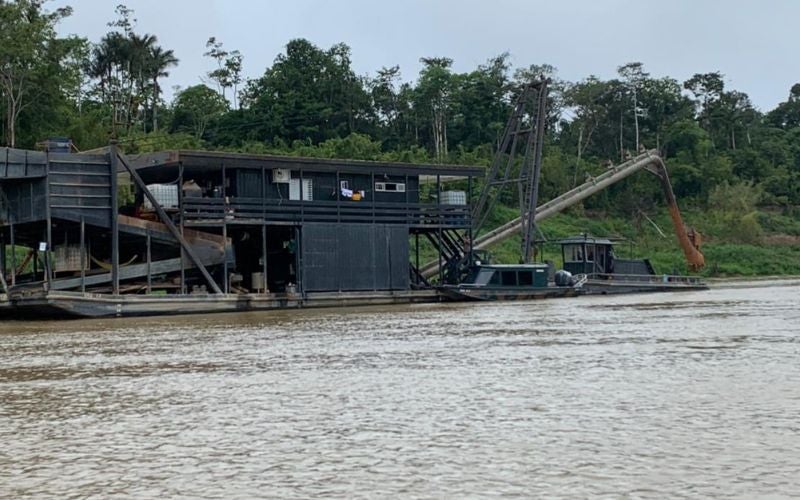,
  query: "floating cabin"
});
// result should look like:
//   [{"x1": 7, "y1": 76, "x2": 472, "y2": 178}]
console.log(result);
[
  {"x1": 558, "y1": 234, "x2": 705, "y2": 294},
  {"x1": 559, "y1": 235, "x2": 656, "y2": 276},
  {"x1": 0, "y1": 146, "x2": 482, "y2": 317}
]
